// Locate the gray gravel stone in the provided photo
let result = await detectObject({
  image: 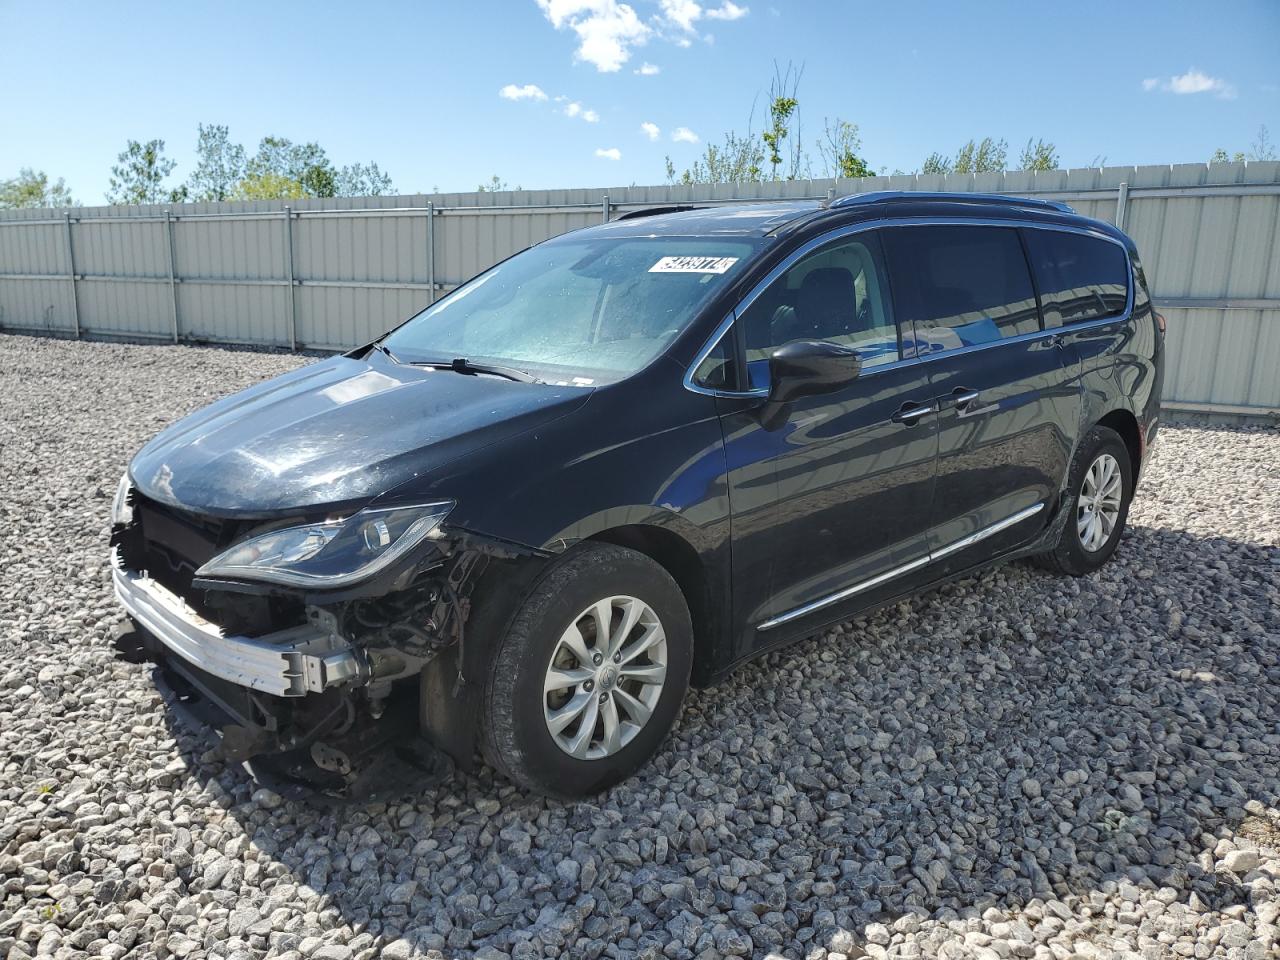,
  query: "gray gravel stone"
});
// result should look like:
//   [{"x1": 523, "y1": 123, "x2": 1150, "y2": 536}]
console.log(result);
[{"x1": 2, "y1": 336, "x2": 1279, "y2": 960}]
